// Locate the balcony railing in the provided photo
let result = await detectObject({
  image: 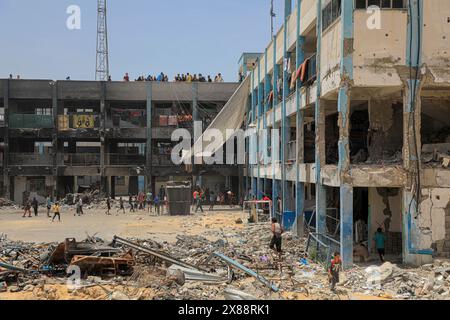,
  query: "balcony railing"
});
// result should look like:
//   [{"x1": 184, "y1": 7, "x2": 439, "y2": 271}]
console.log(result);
[
  {"x1": 9, "y1": 153, "x2": 53, "y2": 165},
  {"x1": 108, "y1": 154, "x2": 146, "y2": 166},
  {"x1": 9, "y1": 114, "x2": 53, "y2": 129},
  {"x1": 62, "y1": 154, "x2": 100, "y2": 166}
]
